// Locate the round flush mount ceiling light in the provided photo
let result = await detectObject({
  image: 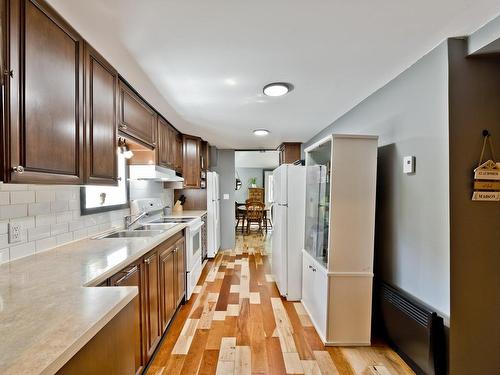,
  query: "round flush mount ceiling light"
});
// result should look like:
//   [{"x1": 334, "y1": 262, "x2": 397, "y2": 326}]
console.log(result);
[
  {"x1": 263, "y1": 82, "x2": 293, "y2": 97},
  {"x1": 253, "y1": 129, "x2": 270, "y2": 136}
]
